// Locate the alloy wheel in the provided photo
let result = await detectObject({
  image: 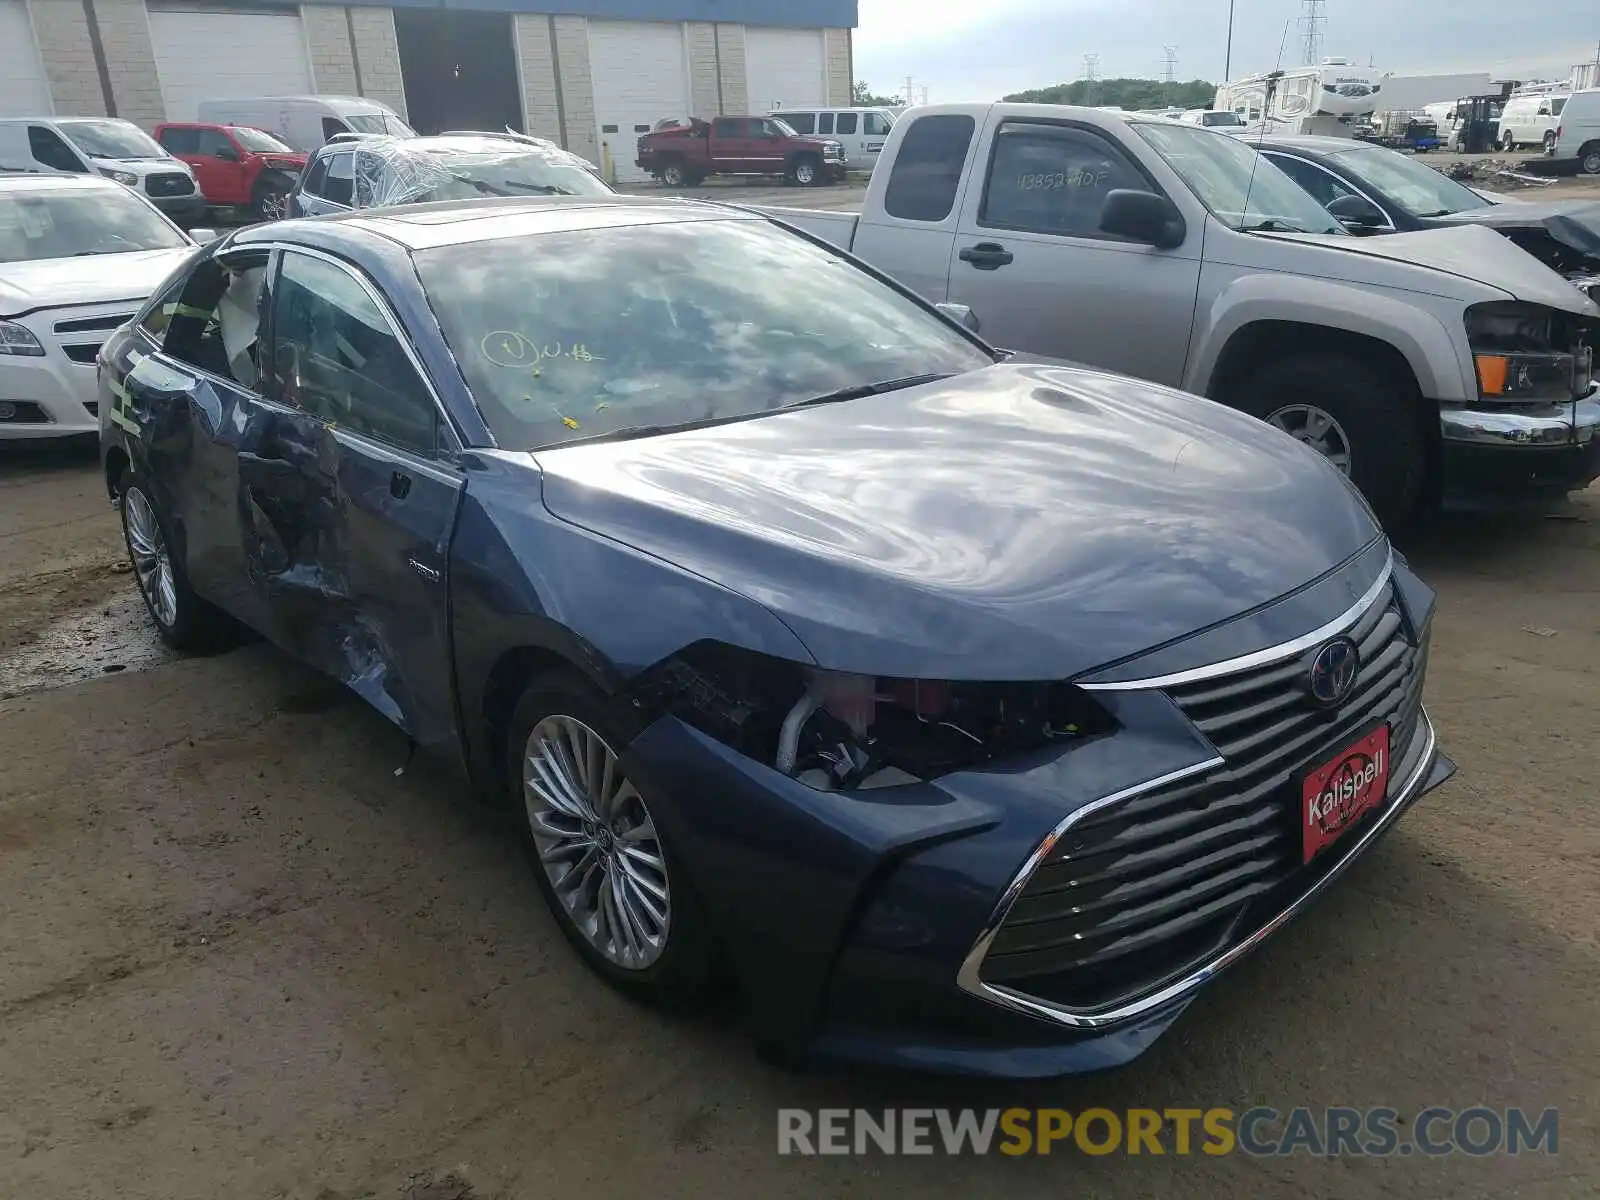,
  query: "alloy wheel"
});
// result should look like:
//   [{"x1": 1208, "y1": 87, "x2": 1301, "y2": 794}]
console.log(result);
[
  {"x1": 260, "y1": 190, "x2": 289, "y2": 220},
  {"x1": 123, "y1": 486, "x2": 178, "y2": 629},
  {"x1": 1267, "y1": 403, "x2": 1353, "y2": 475},
  {"x1": 663, "y1": 165, "x2": 684, "y2": 187},
  {"x1": 522, "y1": 714, "x2": 670, "y2": 970},
  {"x1": 795, "y1": 162, "x2": 816, "y2": 185}
]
